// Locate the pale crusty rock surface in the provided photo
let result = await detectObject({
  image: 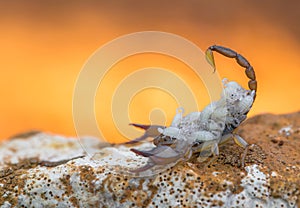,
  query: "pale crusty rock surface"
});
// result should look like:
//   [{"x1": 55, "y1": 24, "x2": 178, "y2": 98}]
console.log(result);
[{"x1": 0, "y1": 112, "x2": 300, "y2": 208}]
